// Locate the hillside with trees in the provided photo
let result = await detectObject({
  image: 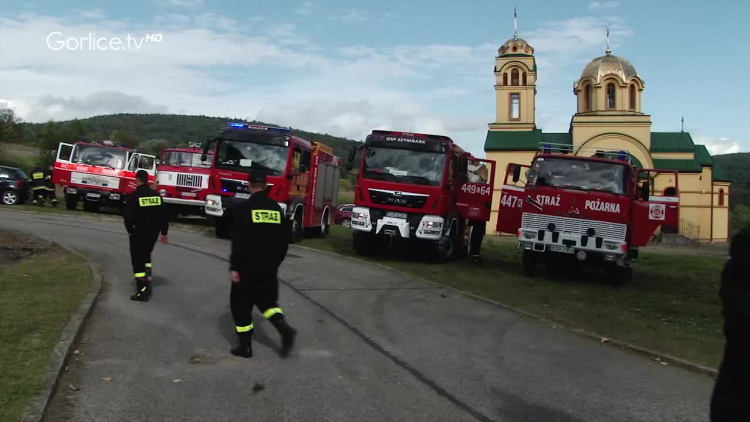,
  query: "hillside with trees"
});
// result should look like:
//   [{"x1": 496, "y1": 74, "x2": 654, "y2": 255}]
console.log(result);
[{"x1": 714, "y1": 152, "x2": 750, "y2": 233}]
